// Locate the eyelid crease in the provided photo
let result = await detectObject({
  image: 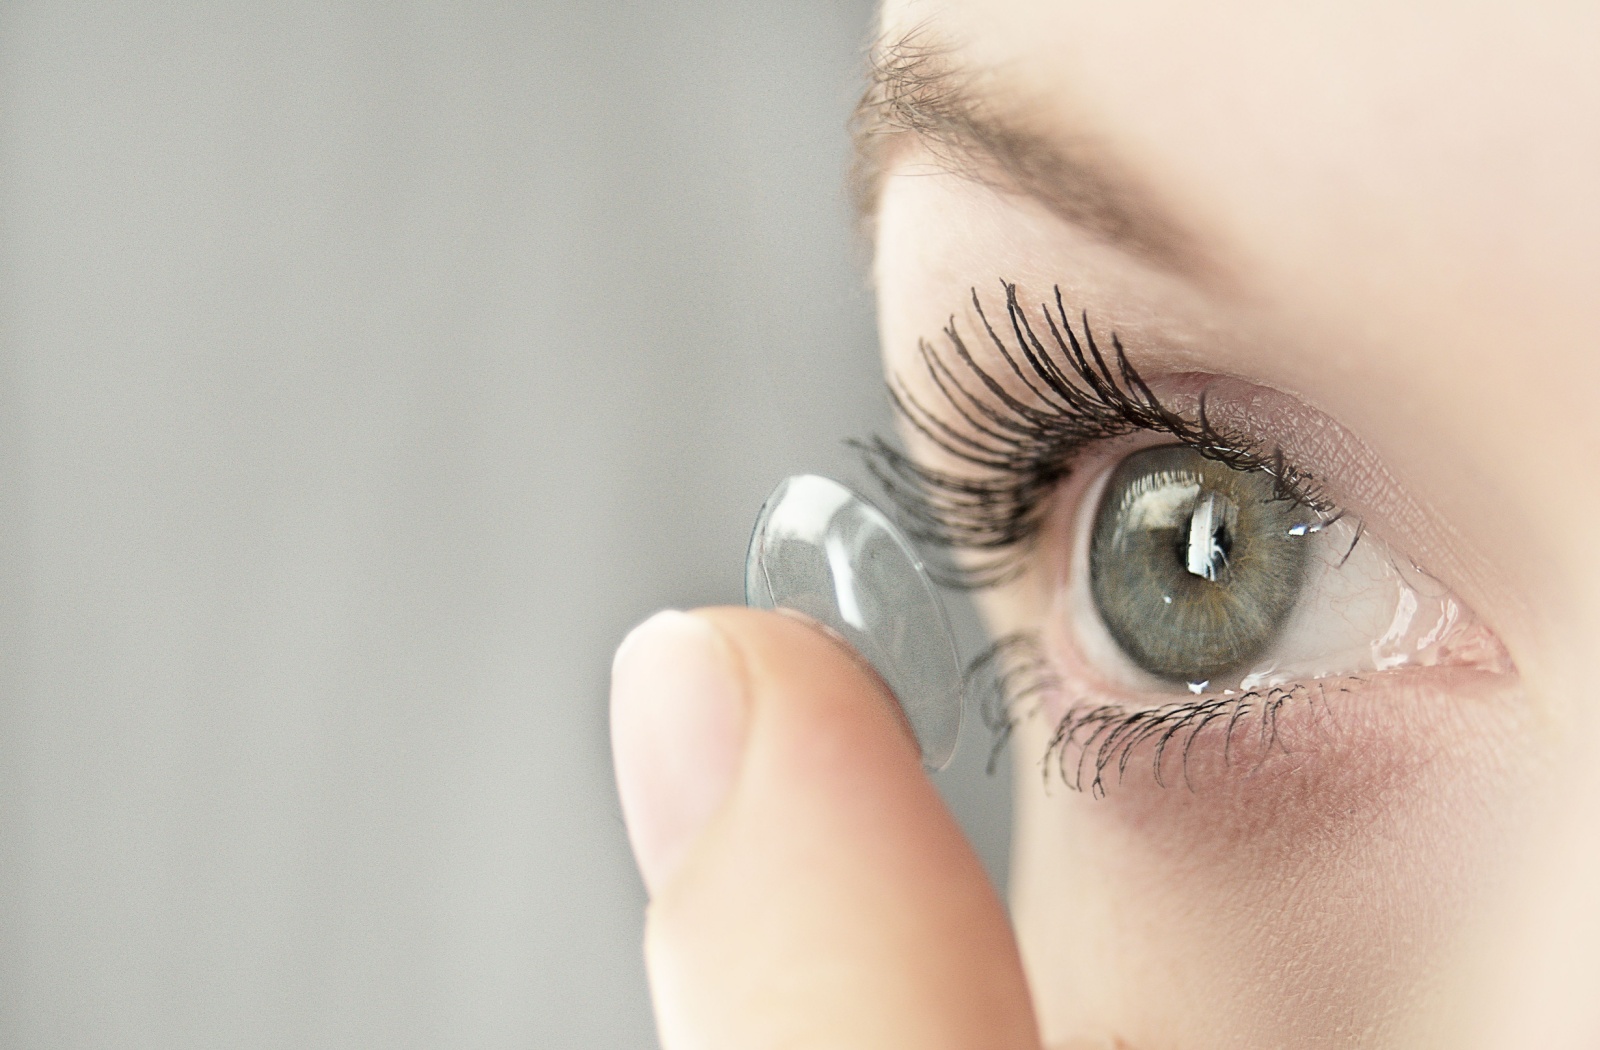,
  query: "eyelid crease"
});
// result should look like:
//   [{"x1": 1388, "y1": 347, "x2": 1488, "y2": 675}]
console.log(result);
[{"x1": 856, "y1": 280, "x2": 1334, "y2": 589}]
